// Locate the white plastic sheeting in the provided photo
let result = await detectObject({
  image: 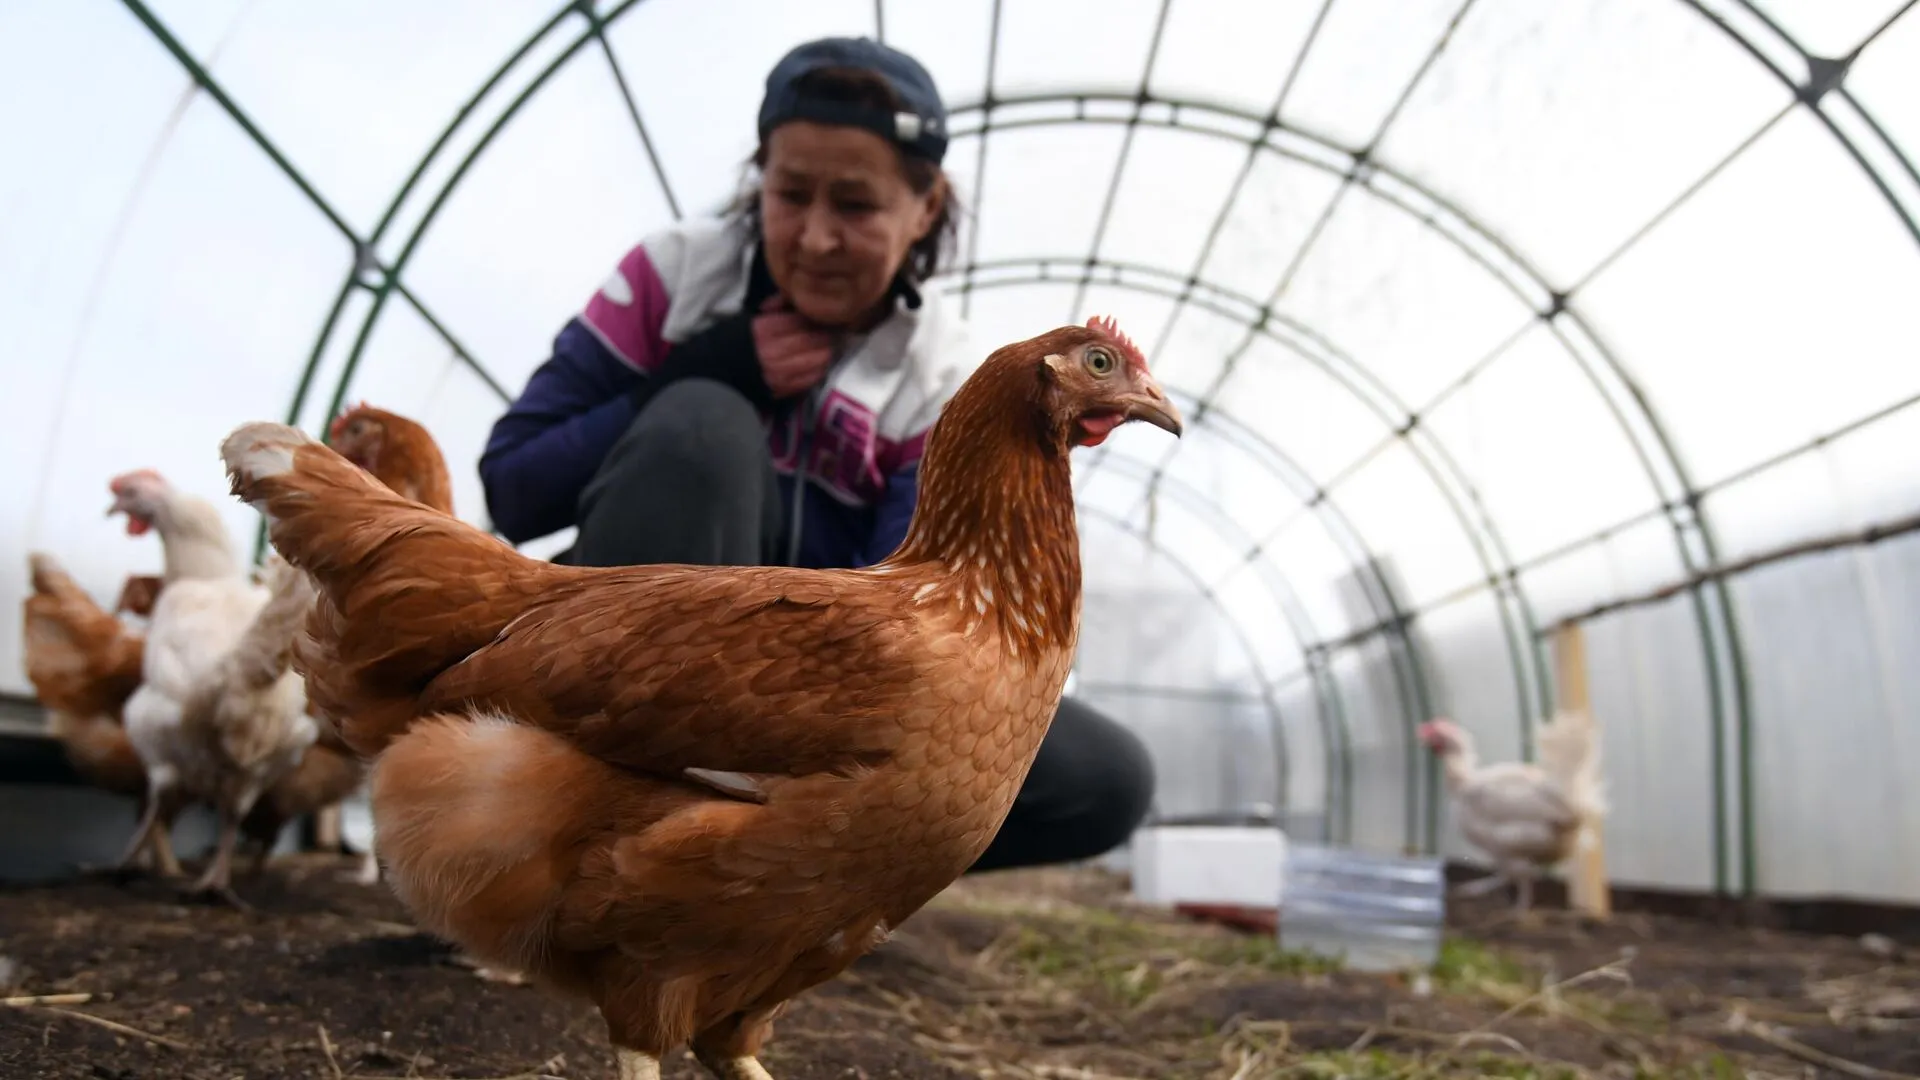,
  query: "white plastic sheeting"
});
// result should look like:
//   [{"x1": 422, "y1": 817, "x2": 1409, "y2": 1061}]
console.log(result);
[{"x1": 3, "y1": 0, "x2": 1918, "y2": 903}]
